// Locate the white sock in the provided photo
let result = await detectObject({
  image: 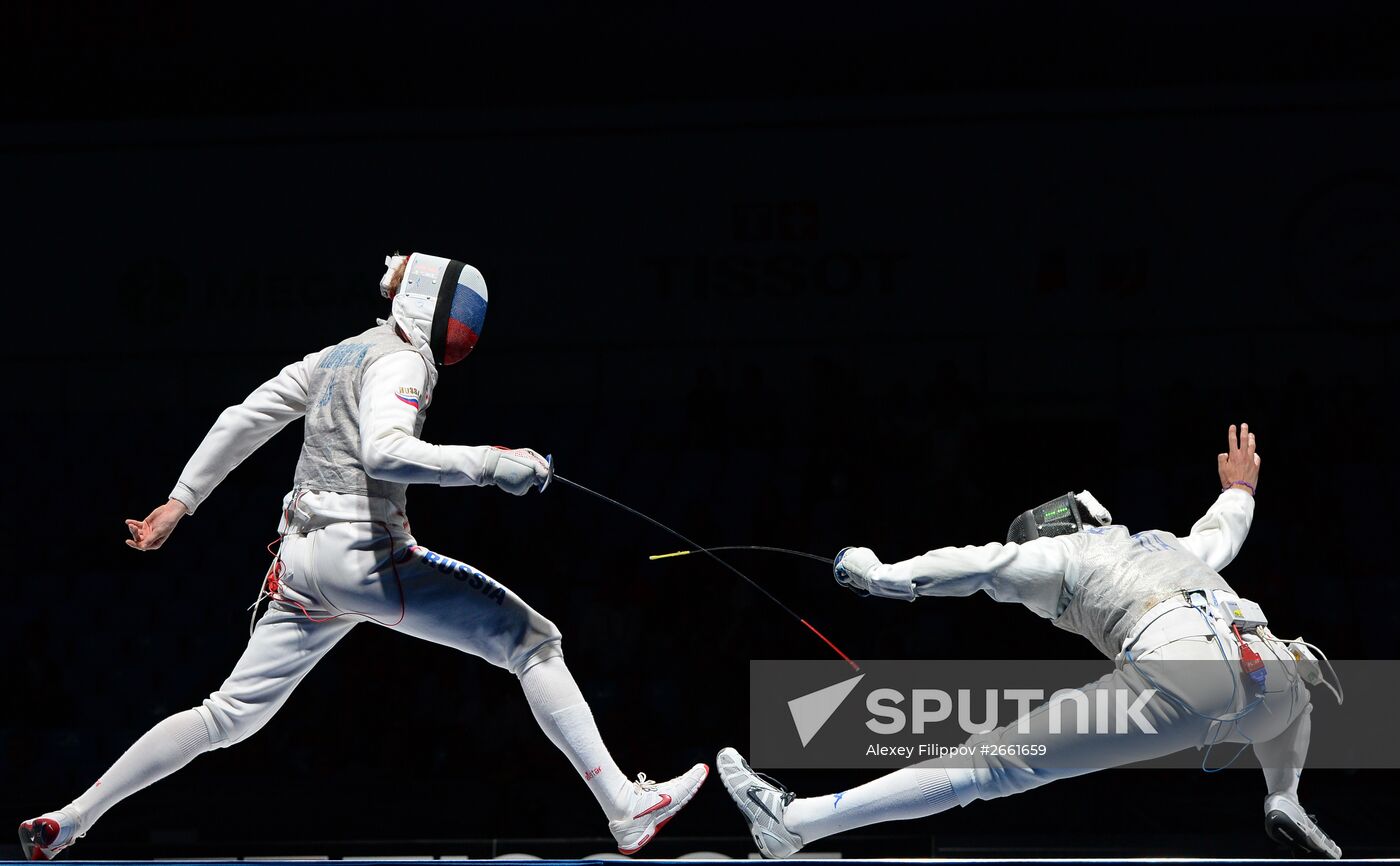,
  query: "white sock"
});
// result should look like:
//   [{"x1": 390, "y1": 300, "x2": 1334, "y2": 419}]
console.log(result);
[
  {"x1": 68, "y1": 709, "x2": 213, "y2": 832},
  {"x1": 784, "y1": 767, "x2": 960, "y2": 844},
  {"x1": 1255, "y1": 704, "x2": 1311, "y2": 803},
  {"x1": 518, "y1": 657, "x2": 633, "y2": 820}
]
